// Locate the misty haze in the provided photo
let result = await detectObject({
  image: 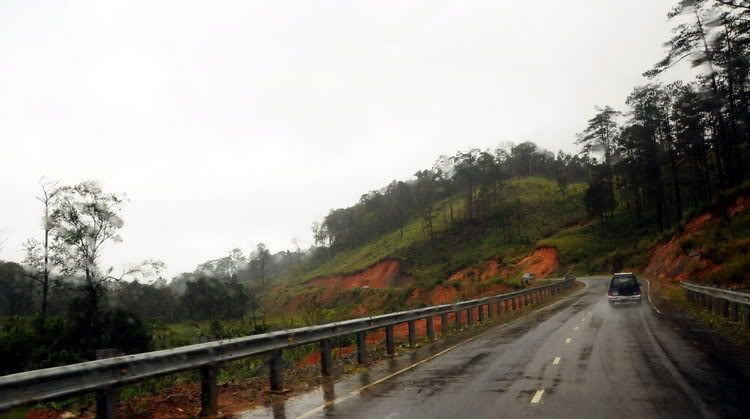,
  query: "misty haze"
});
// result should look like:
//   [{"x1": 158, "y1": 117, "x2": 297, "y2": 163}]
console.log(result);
[{"x1": 2, "y1": 1, "x2": 750, "y2": 418}]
